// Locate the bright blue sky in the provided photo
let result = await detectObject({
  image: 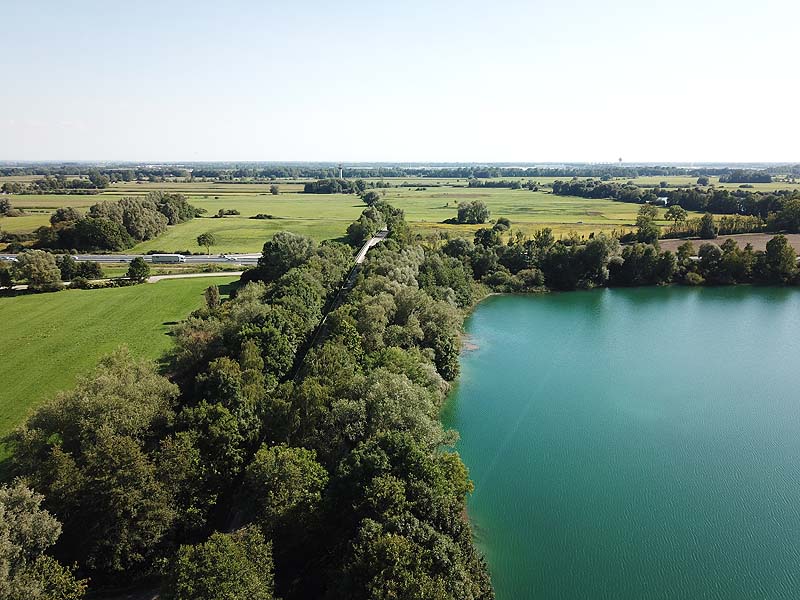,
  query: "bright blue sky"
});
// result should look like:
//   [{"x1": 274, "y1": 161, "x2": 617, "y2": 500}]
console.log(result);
[{"x1": 1, "y1": 0, "x2": 797, "y2": 162}]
